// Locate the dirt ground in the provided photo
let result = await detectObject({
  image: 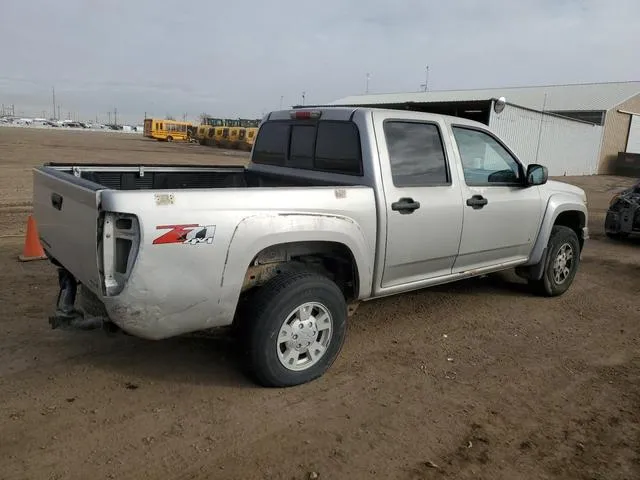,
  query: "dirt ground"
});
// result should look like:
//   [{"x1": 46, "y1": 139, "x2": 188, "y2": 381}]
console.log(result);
[{"x1": 0, "y1": 127, "x2": 638, "y2": 480}]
